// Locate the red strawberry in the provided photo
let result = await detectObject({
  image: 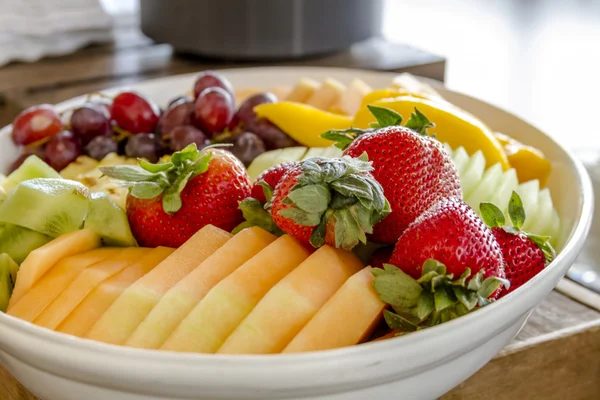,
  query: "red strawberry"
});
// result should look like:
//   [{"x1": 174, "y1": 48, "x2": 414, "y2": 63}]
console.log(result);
[
  {"x1": 371, "y1": 197, "x2": 508, "y2": 333},
  {"x1": 480, "y1": 191, "x2": 555, "y2": 294},
  {"x1": 323, "y1": 106, "x2": 461, "y2": 244},
  {"x1": 100, "y1": 144, "x2": 251, "y2": 248},
  {"x1": 270, "y1": 155, "x2": 391, "y2": 250},
  {"x1": 368, "y1": 246, "x2": 393, "y2": 269},
  {"x1": 251, "y1": 161, "x2": 299, "y2": 203}
]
